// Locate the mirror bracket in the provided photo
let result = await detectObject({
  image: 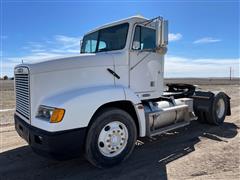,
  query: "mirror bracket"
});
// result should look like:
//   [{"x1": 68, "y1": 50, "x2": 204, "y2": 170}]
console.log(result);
[{"x1": 156, "y1": 46, "x2": 168, "y2": 55}]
